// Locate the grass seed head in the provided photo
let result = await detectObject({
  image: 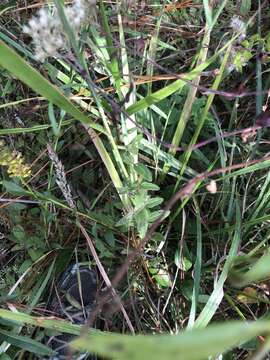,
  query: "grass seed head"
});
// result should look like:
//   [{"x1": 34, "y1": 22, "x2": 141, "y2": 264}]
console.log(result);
[{"x1": 47, "y1": 144, "x2": 75, "y2": 209}]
